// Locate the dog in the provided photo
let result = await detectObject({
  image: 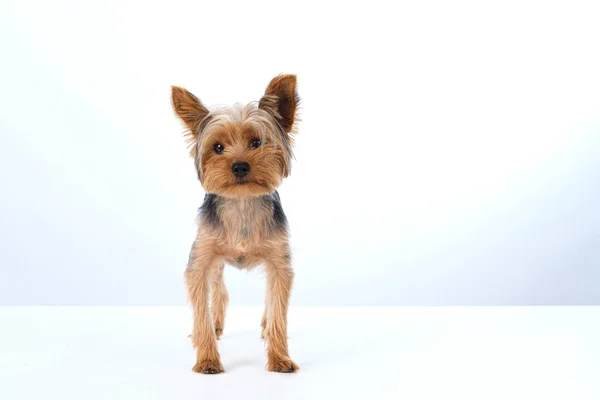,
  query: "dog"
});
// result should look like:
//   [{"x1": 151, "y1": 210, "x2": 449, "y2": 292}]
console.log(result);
[{"x1": 171, "y1": 75, "x2": 300, "y2": 374}]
